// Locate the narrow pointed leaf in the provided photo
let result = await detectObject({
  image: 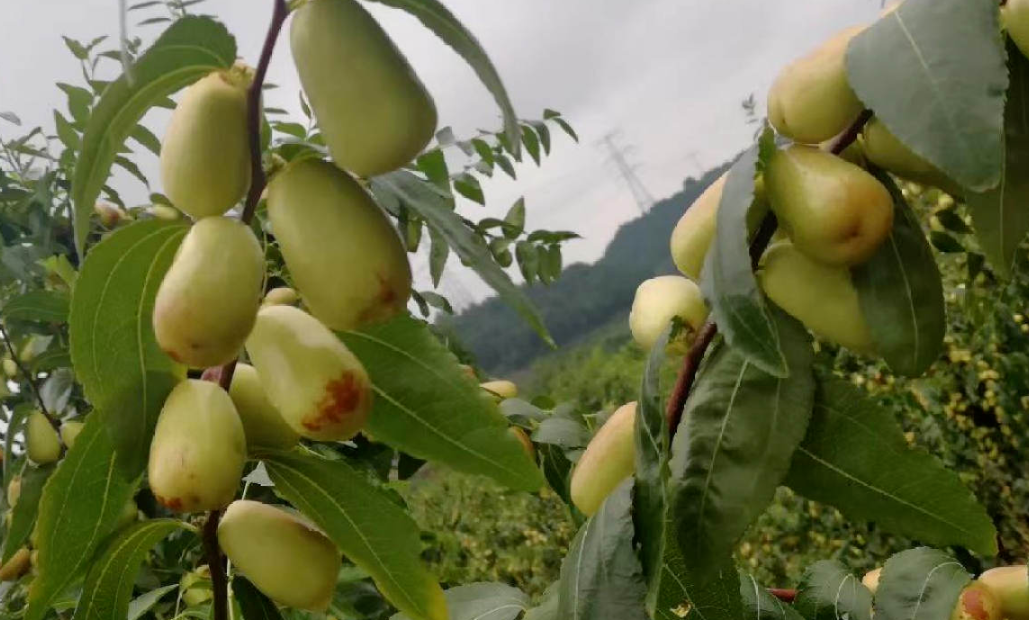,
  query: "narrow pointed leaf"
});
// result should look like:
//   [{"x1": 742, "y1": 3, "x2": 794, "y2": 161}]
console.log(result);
[
  {"x1": 873, "y1": 548, "x2": 969, "y2": 620},
  {"x1": 794, "y1": 561, "x2": 873, "y2": 620},
  {"x1": 261, "y1": 449, "x2": 447, "y2": 620},
  {"x1": 3, "y1": 290, "x2": 70, "y2": 323},
  {"x1": 785, "y1": 378, "x2": 997, "y2": 556},
  {"x1": 853, "y1": 172, "x2": 944, "y2": 377}
]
